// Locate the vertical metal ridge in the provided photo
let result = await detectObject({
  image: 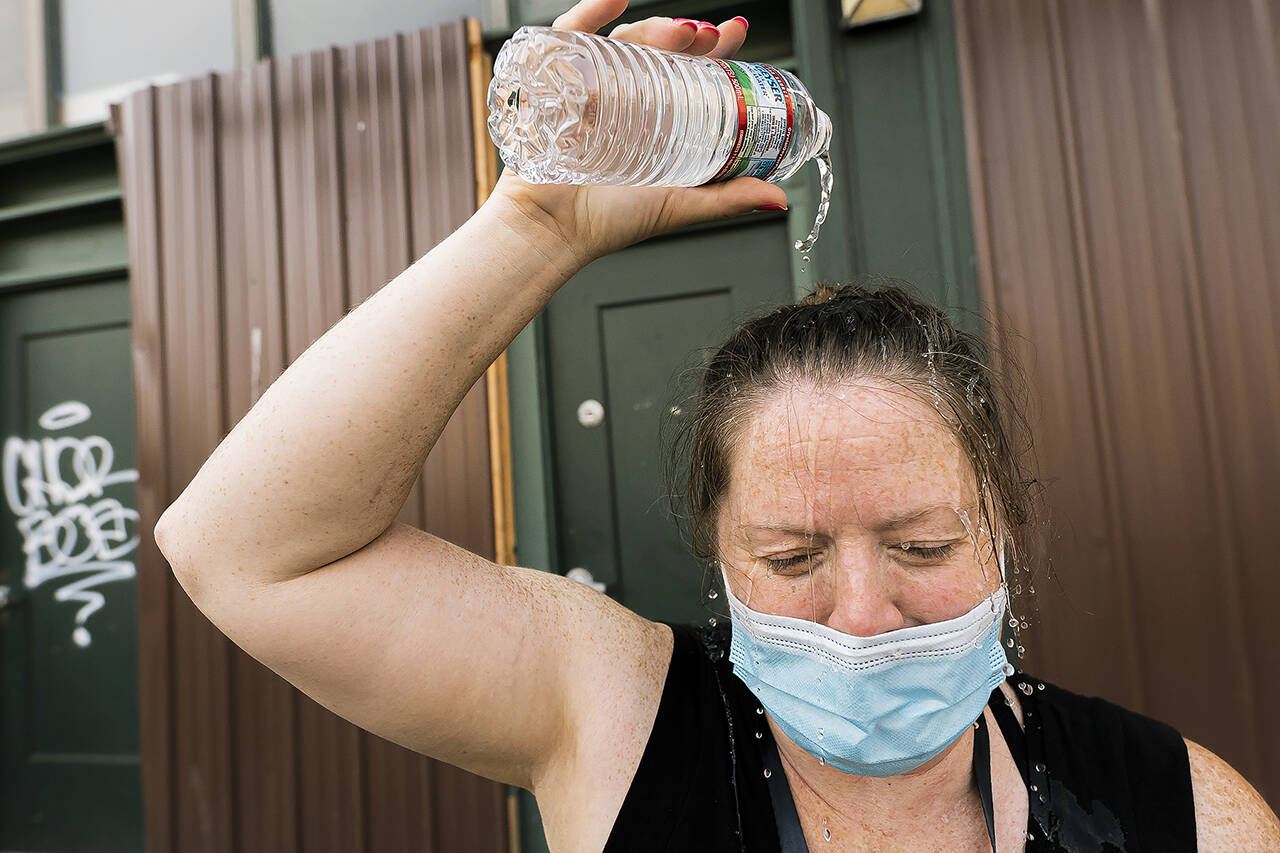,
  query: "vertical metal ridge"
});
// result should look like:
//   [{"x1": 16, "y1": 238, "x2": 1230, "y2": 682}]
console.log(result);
[
  {"x1": 1141, "y1": 0, "x2": 1263, "y2": 778},
  {"x1": 205, "y1": 69, "x2": 242, "y2": 853},
  {"x1": 1043, "y1": 0, "x2": 1147, "y2": 706}
]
